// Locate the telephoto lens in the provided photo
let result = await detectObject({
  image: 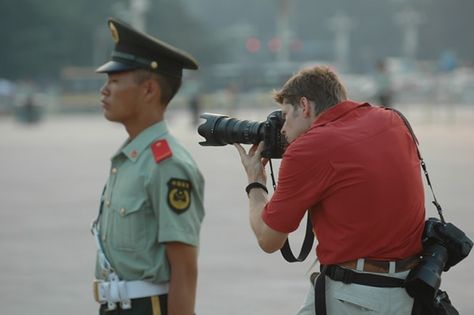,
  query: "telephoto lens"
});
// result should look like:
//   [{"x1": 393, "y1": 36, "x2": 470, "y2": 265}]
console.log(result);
[
  {"x1": 404, "y1": 243, "x2": 448, "y2": 302},
  {"x1": 198, "y1": 110, "x2": 286, "y2": 158},
  {"x1": 198, "y1": 113, "x2": 264, "y2": 146}
]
